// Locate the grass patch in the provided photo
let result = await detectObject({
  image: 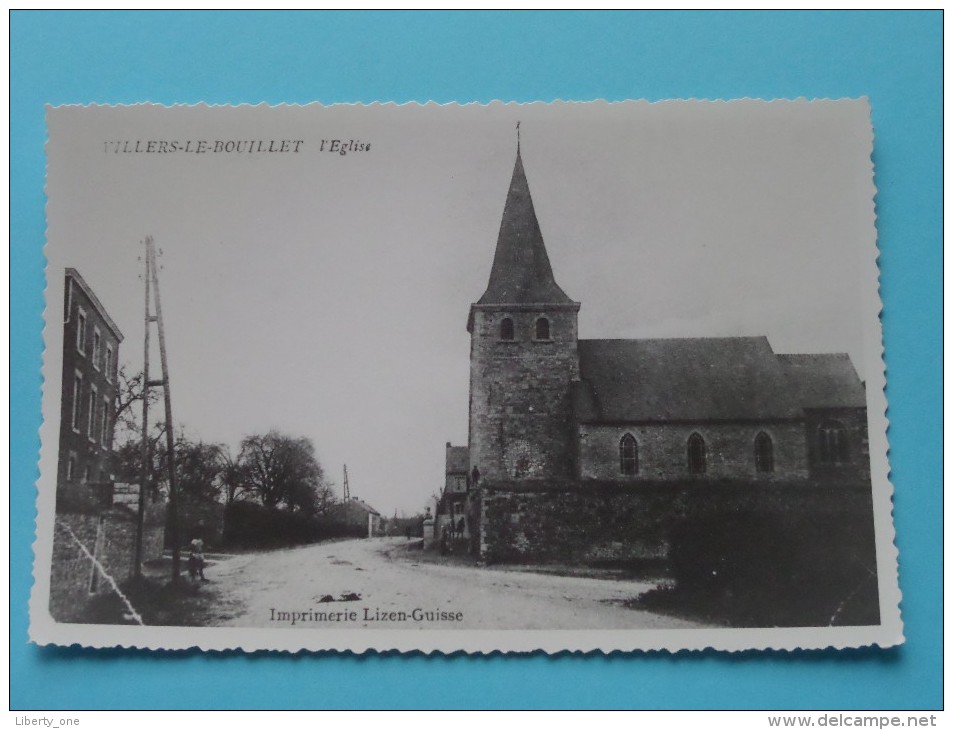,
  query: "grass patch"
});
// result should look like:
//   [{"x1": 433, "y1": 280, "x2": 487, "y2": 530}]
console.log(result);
[{"x1": 78, "y1": 574, "x2": 236, "y2": 626}]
